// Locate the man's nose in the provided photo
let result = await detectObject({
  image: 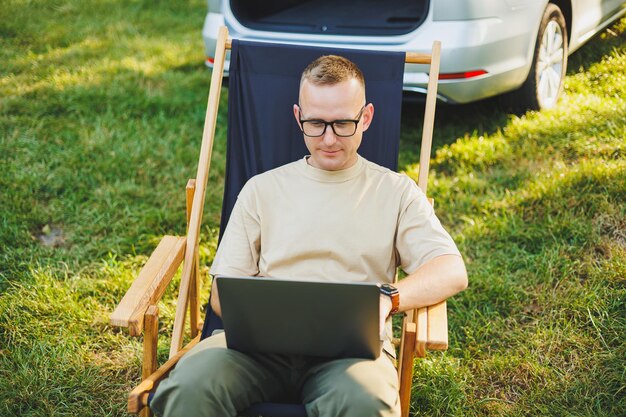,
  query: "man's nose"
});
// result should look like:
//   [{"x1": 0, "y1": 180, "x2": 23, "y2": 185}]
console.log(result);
[{"x1": 322, "y1": 126, "x2": 337, "y2": 146}]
